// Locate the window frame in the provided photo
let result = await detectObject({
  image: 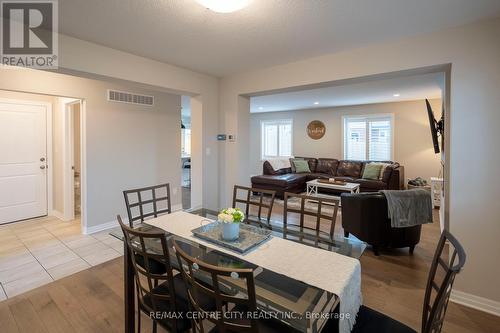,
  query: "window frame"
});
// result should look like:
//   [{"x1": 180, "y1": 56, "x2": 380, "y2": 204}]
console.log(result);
[
  {"x1": 260, "y1": 119, "x2": 293, "y2": 160},
  {"x1": 342, "y1": 113, "x2": 394, "y2": 161}
]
